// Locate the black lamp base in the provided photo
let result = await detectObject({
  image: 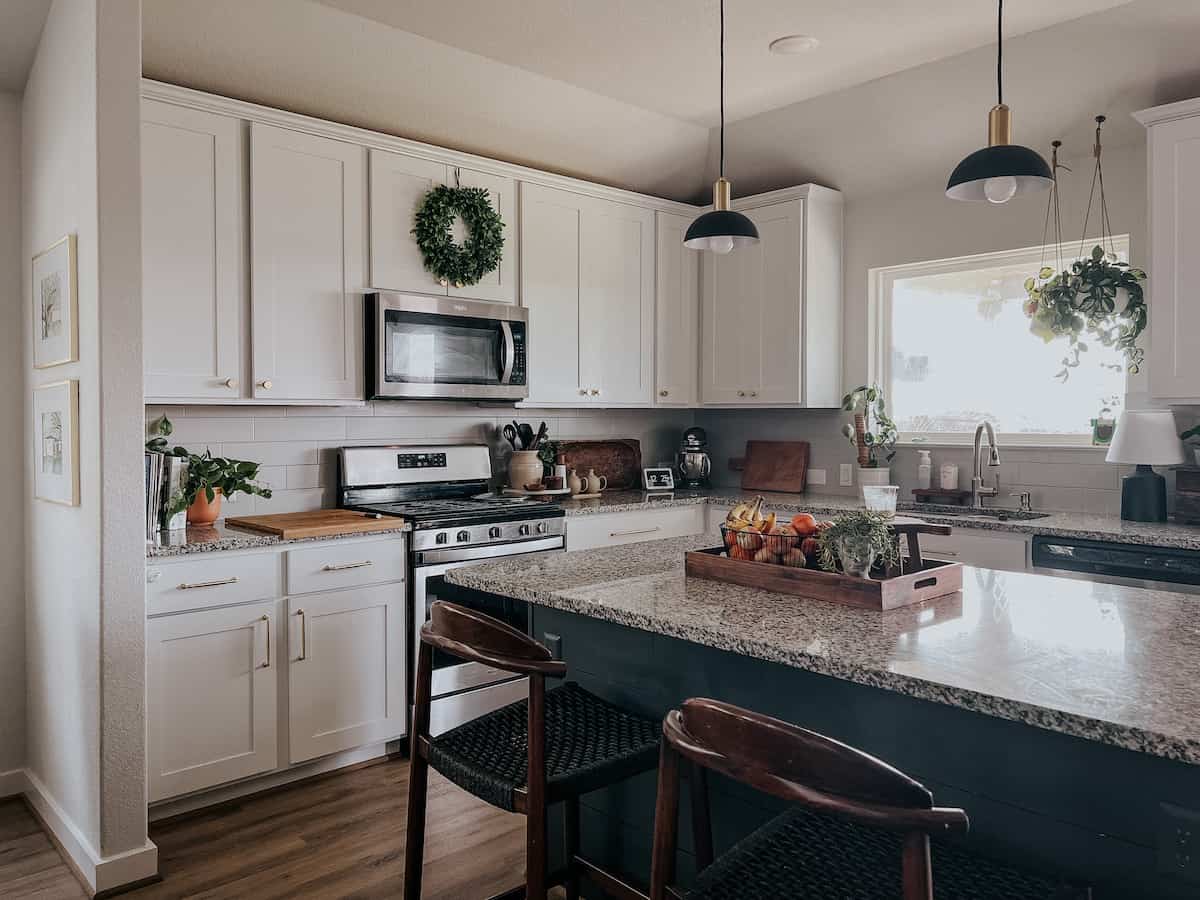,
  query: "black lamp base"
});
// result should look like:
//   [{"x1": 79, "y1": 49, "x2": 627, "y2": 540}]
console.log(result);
[{"x1": 1120, "y1": 464, "x2": 1167, "y2": 523}]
